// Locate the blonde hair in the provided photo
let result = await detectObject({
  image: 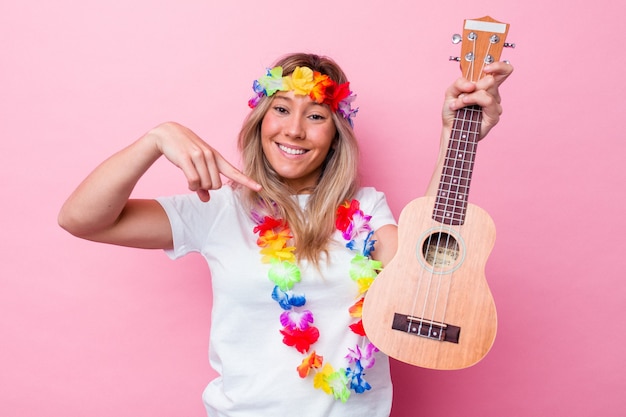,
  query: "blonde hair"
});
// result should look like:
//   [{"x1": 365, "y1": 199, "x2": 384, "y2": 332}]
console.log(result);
[{"x1": 237, "y1": 53, "x2": 360, "y2": 263}]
